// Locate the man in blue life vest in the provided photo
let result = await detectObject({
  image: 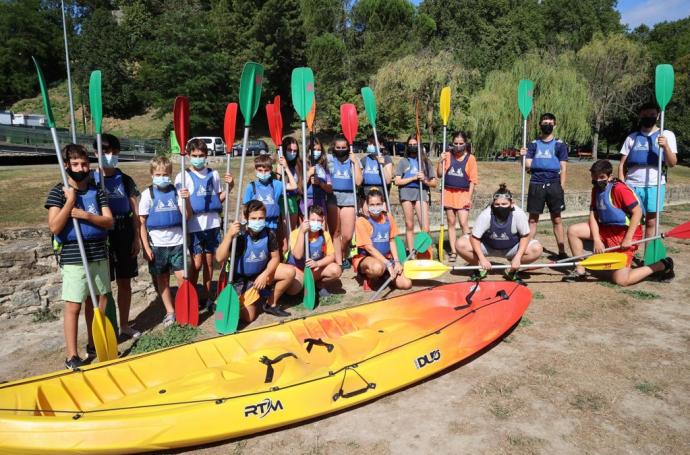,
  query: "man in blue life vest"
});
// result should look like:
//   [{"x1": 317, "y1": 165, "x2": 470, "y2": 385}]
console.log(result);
[{"x1": 520, "y1": 113, "x2": 568, "y2": 260}]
